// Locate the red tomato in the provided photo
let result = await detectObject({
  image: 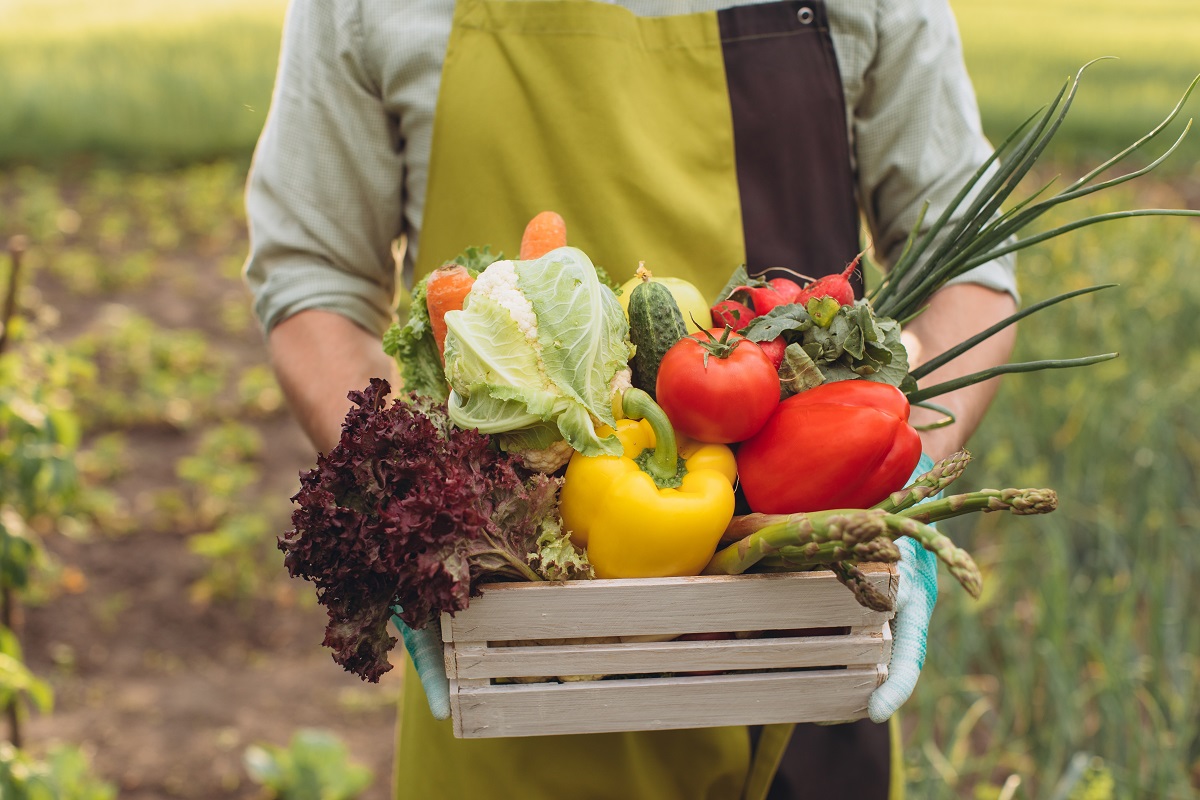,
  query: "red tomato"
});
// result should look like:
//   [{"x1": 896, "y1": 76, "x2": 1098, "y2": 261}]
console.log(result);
[{"x1": 655, "y1": 328, "x2": 780, "y2": 444}]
